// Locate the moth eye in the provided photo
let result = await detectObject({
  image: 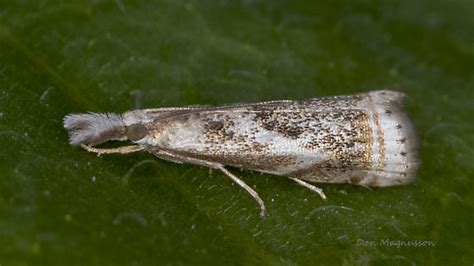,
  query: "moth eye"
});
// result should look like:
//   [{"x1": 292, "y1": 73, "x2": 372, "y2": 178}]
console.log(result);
[{"x1": 126, "y1": 123, "x2": 148, "y2": 141}]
